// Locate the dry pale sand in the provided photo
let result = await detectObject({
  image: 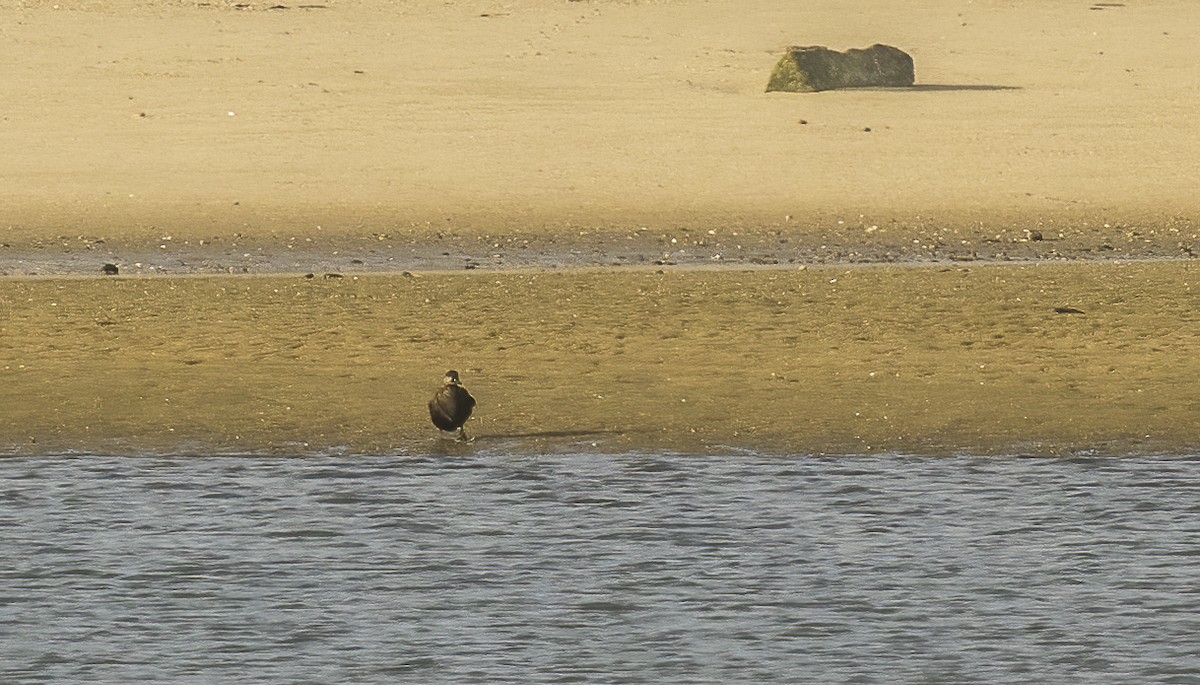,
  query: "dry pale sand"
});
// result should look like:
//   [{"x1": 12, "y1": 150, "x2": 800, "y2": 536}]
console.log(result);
[
  {"x1": 3, "y1": 261, "x2": 1200, "y2": 457},
  {"x1": 2, "y1": 0, "x2": 1199, "y2": 455},
  {"x1": 2, "y1": 0, "x2": 1198, "y2": 257}
]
